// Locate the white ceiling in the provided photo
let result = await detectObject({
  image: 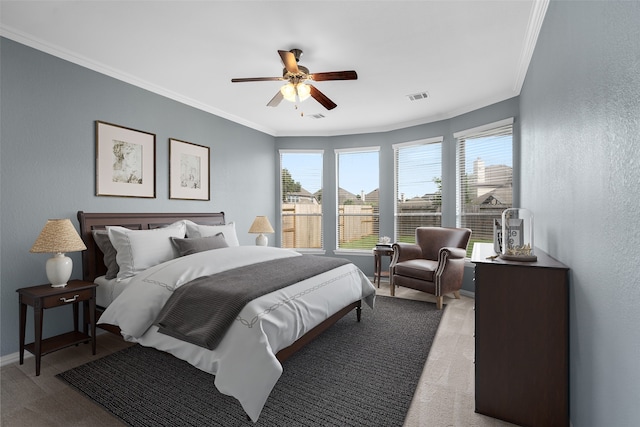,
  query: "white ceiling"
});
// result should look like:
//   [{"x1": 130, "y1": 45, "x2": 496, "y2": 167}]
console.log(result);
[{"x1": 0, "y1": 1, "x2": 548, "y2": 137}]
